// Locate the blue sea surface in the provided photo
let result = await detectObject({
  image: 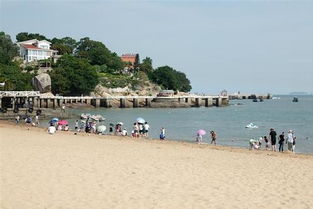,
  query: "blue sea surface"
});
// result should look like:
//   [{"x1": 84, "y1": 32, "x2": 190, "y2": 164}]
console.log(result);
[{"x1": 55, "y1": 95, "x2": 313, "y2": 154}]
